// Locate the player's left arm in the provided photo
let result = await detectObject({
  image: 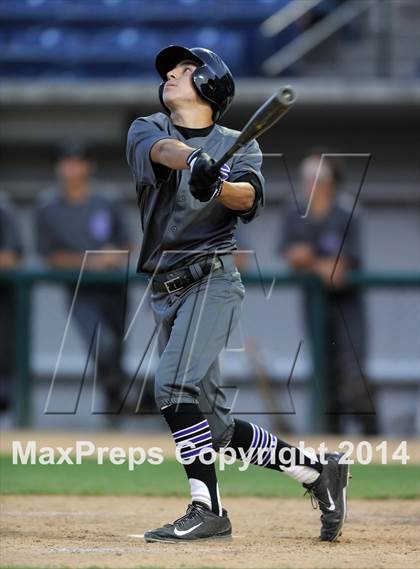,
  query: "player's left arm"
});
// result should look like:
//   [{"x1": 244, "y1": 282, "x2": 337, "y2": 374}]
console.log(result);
[
  {"x1": 222, "y1": 139, "x2": 265, "y2": 221},
  {"x1": 188, "y1": 138, "x2": 264, "y2": 213},
  {"x1": 216, "y1": 181, "x2": 256, "y2": 212}
]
